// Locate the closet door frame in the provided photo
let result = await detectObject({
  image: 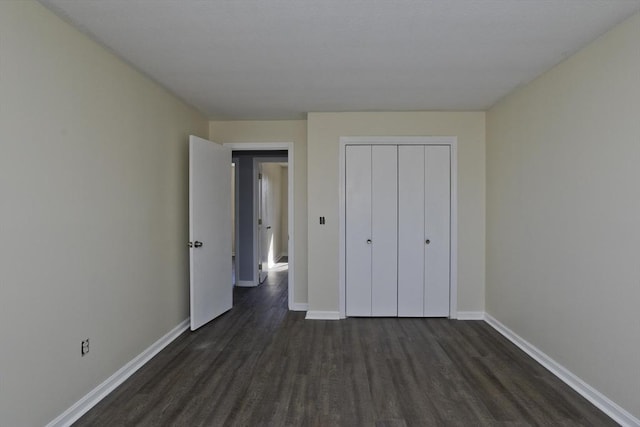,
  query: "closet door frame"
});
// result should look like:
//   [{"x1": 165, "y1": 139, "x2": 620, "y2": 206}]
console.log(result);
[{"x1": 338, "y1": 136, "x2": 458, "y2": 319}]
